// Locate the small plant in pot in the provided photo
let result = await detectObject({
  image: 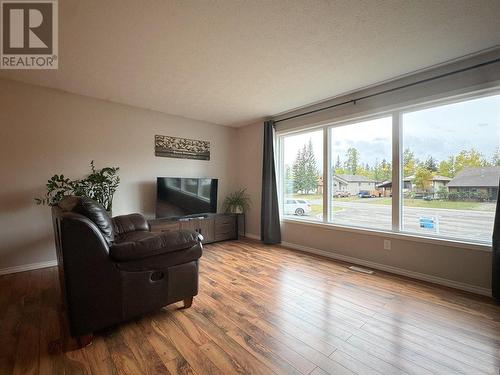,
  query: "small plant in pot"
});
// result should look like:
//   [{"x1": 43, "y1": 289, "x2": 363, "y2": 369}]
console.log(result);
[
  {"x1": 223, "y1": 188, "x2": 251, "y2": 214},
  {"x1": 35, "y1": 161, "x2": 120, "y2": 214}
]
